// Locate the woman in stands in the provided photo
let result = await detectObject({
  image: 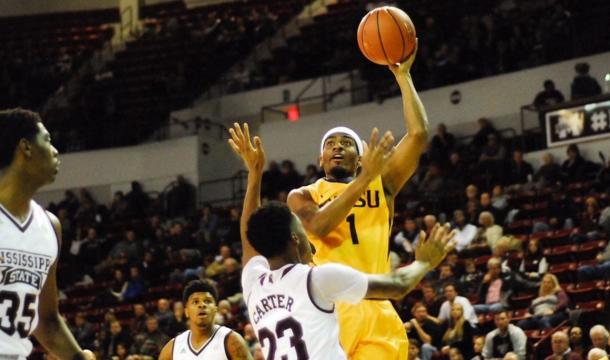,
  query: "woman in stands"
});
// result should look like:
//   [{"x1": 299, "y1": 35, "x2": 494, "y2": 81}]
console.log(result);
[
  {"x1": 516, "y1": 273, "x2": 569, "y2": 330},
  {"x1": 519, "y1": 238, "x2": 548, "y2": 281},
  {"x1": 440, "y1": 303, "x2": 474, "y2": 359}
]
